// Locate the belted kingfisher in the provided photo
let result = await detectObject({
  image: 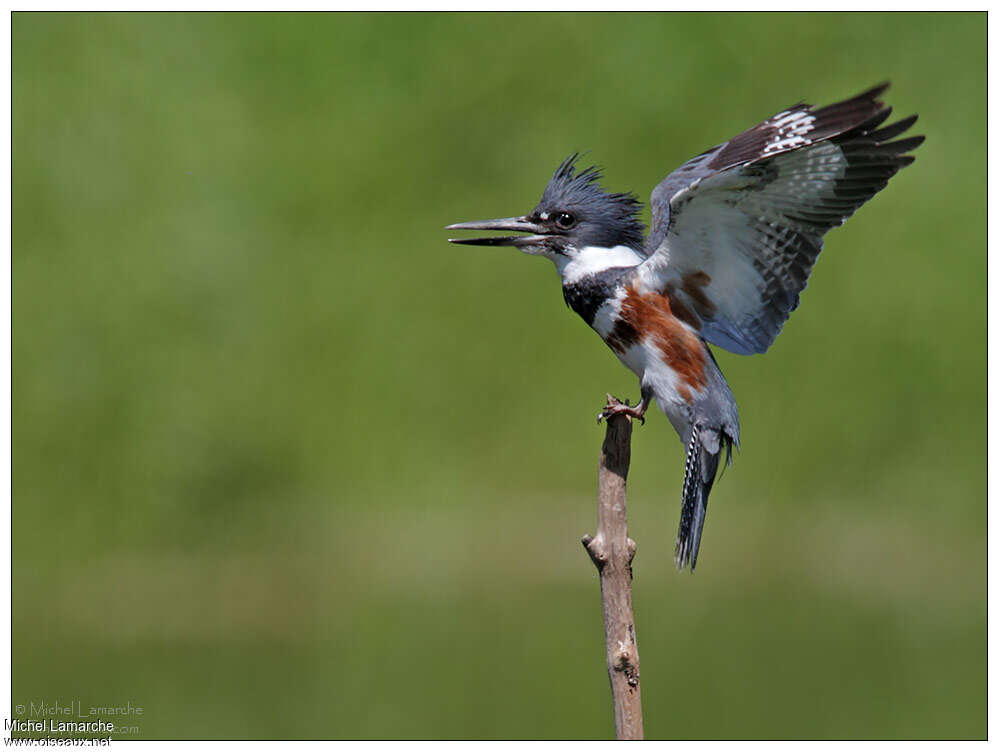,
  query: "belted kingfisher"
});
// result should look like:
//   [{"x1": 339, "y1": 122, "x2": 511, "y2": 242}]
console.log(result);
[{"x1": 447, "y1": 83, "x2": 922, "y2": 571}]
